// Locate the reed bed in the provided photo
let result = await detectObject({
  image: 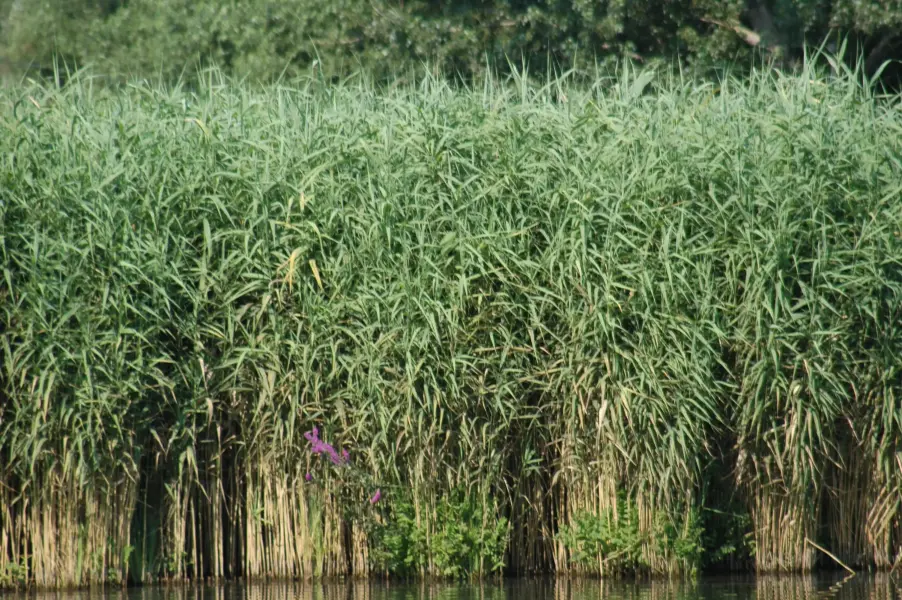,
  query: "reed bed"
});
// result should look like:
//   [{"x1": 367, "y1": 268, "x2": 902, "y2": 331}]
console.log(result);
[{"x1": 1, "y1": 60, "x2": 901, "y2": 588}]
